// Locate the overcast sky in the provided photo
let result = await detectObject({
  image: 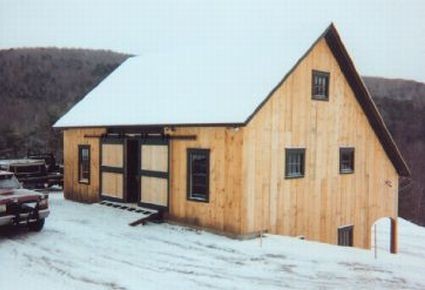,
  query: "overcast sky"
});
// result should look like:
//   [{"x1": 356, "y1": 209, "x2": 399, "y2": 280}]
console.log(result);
[{"x1": 1, "y1": 0, "x2": 424, "y2": 82}]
